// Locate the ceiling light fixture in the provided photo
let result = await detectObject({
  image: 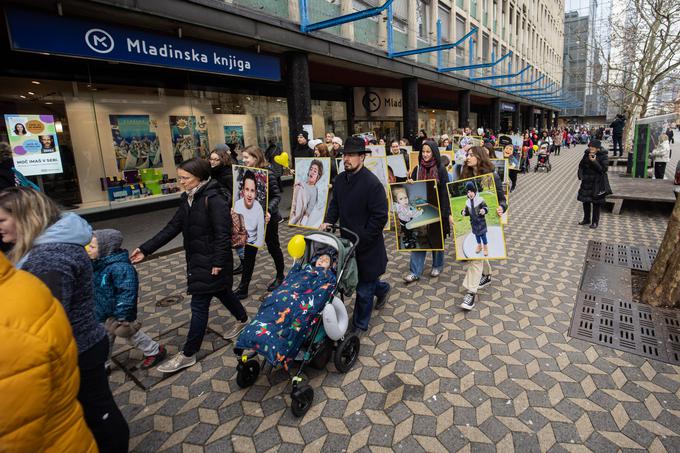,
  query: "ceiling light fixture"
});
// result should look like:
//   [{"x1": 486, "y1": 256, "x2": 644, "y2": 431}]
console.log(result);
[
  {"x1": 31, "y1": 81, "x2": 41, "y2": 85},
  {"x1": 28, "y1": 91, "x2": 35, "y2": 95}
]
